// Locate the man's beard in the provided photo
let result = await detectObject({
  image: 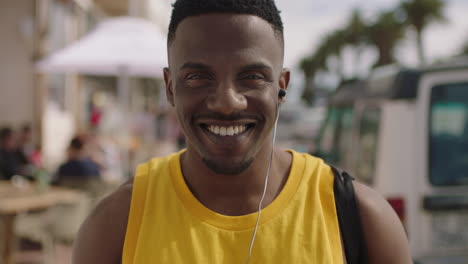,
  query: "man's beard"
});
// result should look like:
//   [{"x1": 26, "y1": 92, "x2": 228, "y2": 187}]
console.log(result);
[{"x1": 202, "y1": 157, "x2": 254, "y2": 175}]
